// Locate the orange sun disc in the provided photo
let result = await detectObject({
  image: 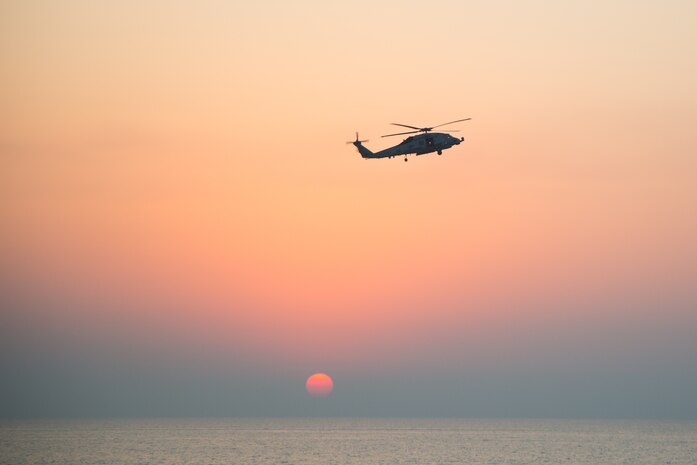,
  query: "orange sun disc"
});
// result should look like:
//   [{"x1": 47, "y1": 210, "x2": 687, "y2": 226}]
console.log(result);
[{"x1": 305, "y1": 373, "x2": 334, "y2": 397}]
